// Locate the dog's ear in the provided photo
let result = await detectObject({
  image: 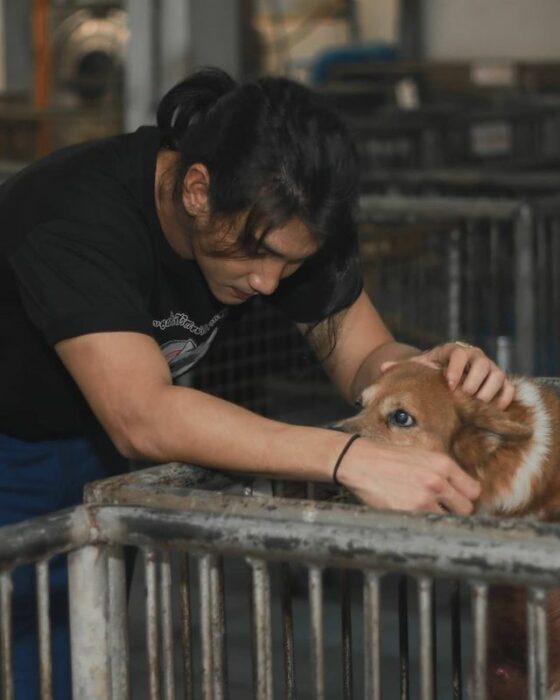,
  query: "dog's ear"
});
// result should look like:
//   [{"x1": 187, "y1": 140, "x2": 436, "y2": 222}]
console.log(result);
[
  {"x1": 452, "y1": 395, "x2": 532, "y2": 473},
  {"x1": 457, "y1": 395, "x2": 532, "y2": 443}
]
